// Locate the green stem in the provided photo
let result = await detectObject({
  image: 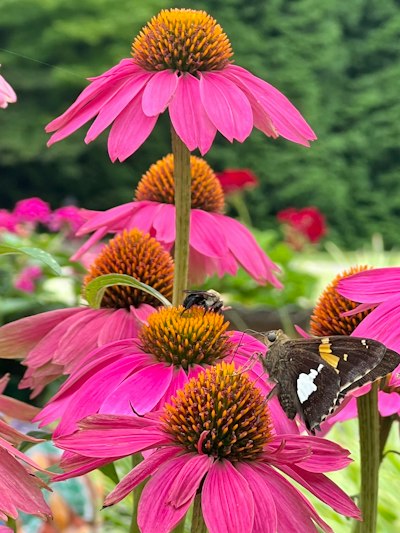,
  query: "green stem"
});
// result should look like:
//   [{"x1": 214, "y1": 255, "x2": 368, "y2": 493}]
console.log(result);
[
  {"x1": 129, "y1": 454, "x2": 145, "y2": 533},
  {"x1": 171, "y1": 126, "x2": 191, "y2": 306},
  {"x1": 7, "y1": 517, "x2": 17, "y2": 532},
  {"x1": 228, "y1": 193, "x2": 252, "y2": 227},
  {"x1": 353, "y1": 382, "x2": 380, "y2": 533},
  {"x1": 379, "y1": 414, "x2": 395, "y2": 462},
  {"x1": 191, "y1": 494, "x2": 208, "y2": 533},
  {"x1": 171, "y1": 519, "x2": 186, "y2": 533}
]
